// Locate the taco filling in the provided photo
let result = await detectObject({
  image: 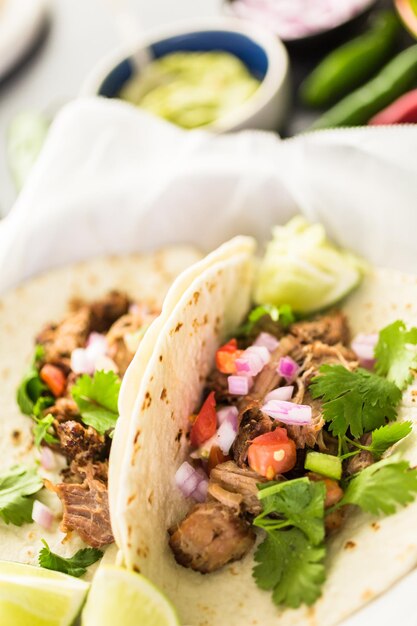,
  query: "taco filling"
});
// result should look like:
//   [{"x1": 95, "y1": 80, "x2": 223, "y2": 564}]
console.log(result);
[
  {"x1": 169, "y1": 299, "x2": 417, "y2": 607},
  {"x1": 17, "y1": 290, "x2": 159, "y2": 548}
]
